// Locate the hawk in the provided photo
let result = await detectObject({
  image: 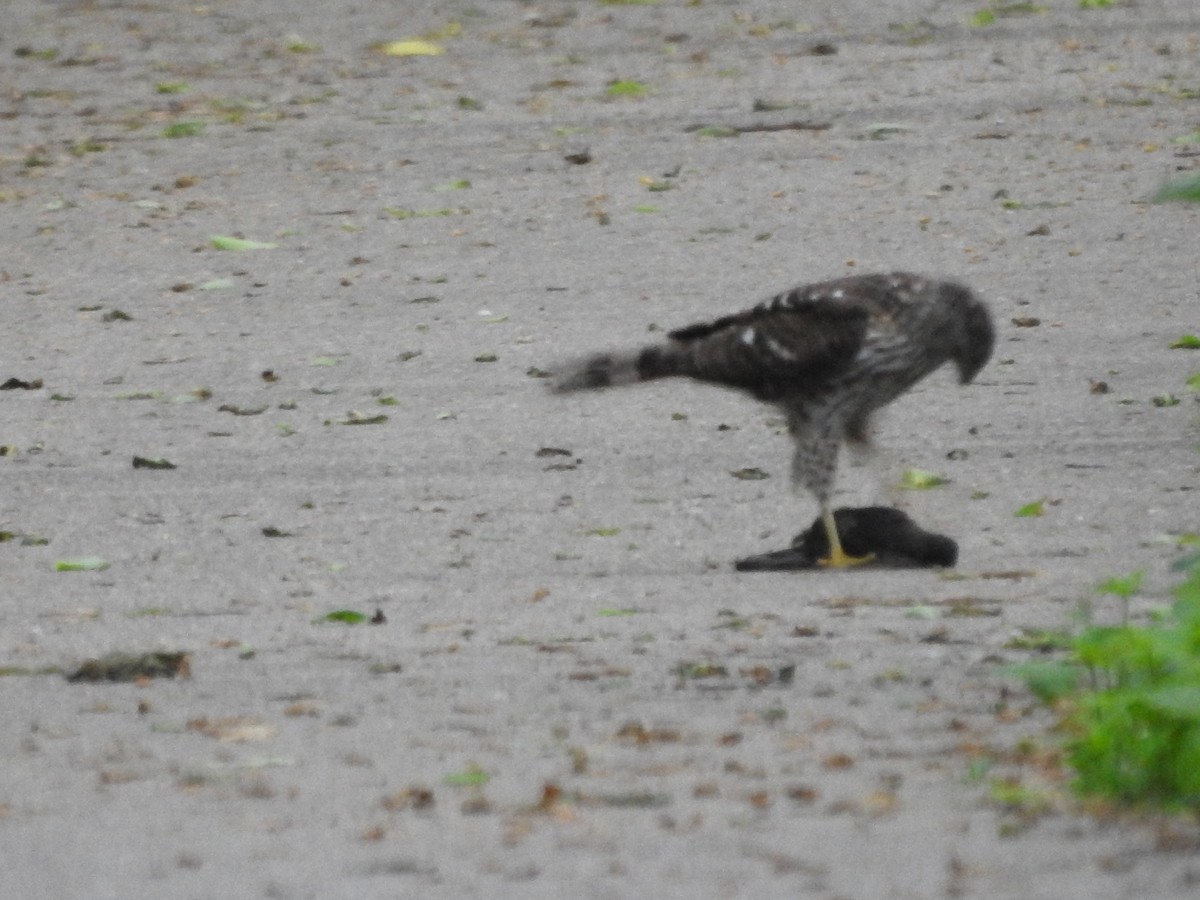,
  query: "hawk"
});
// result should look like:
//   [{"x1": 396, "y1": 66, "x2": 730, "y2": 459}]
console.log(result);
[{"x1": 550, "y1": 272, "x2": 994, "y2": 567}]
